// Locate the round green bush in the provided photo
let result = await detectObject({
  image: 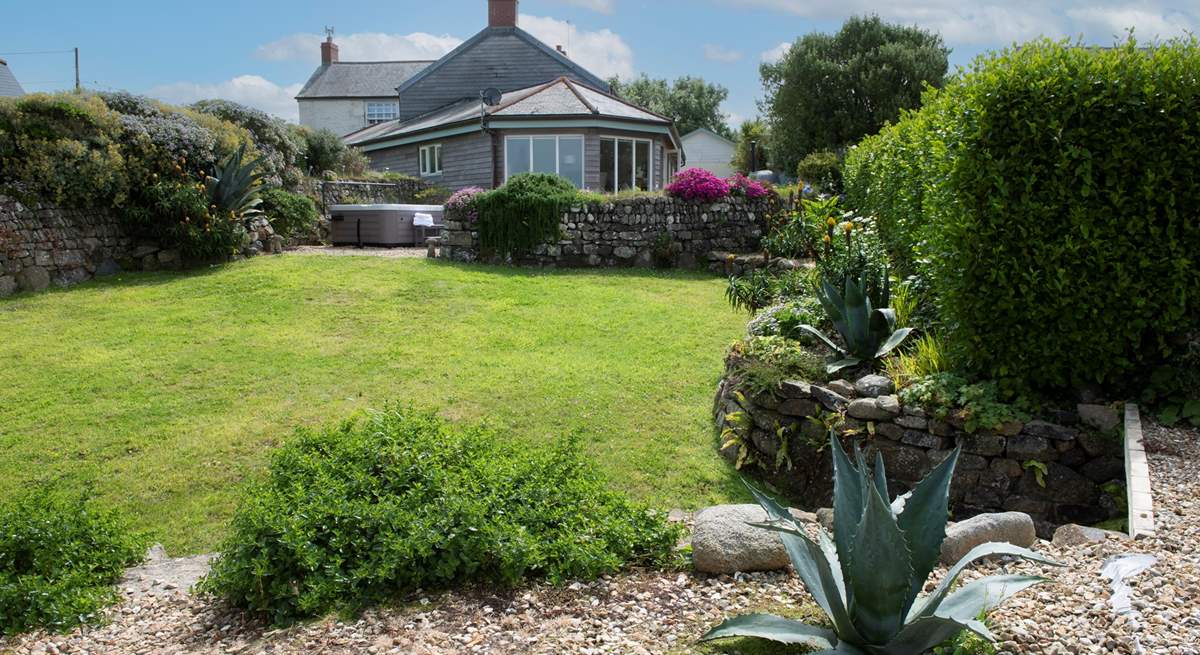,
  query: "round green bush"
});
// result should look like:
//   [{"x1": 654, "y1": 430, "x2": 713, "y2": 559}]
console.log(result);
[
  {"x1": 796, "y1": 150, "x2": 843, "y2": 194},
  {"x1": 259, "y1": 188, "x2": 319, "y2": 240},
  {"x1": 475, "y1": 173, "x2": 579, "y2": 255},
  {"x1": 845, "y1": 37, "x2": 1200, "y2": 391},
  {"x1": 199, "y1": 406, "x2": 681, "y2": 624},
  {"x1": 0, "y1": 488, "x2": 146, "y2": 635}
]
